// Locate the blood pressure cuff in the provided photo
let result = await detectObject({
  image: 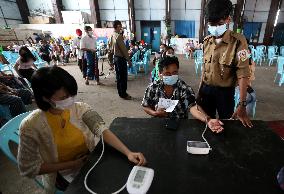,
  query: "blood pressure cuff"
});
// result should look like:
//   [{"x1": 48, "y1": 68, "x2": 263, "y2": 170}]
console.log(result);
[{"x1": 82, "y1": 110, "x2": 105, "y2": 136}]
